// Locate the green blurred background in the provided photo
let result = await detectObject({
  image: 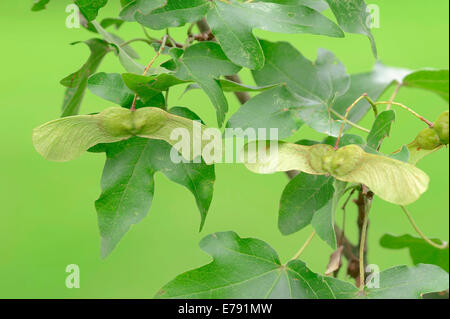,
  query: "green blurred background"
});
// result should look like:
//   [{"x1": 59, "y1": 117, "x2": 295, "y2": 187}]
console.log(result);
[{"x1": 0, "y1": 0, "x2": 448, "y2": 298}]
